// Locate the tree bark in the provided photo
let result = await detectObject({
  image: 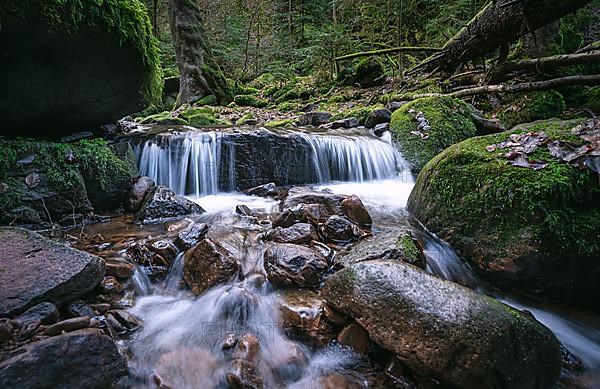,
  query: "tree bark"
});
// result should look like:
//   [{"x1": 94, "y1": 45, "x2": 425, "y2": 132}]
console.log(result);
[
  {"x1": 334, "y1": 47, "x2": 442, "y2": 62},
  {"x1": 491, "y1": 50, "x2": 600, "y2": 80},
  {"x1": 167, "y1": 0, "x2": 230, "y2": 106},
  {"x1": 410, "y1": 0, "x2": 592, "y2": 75}
]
